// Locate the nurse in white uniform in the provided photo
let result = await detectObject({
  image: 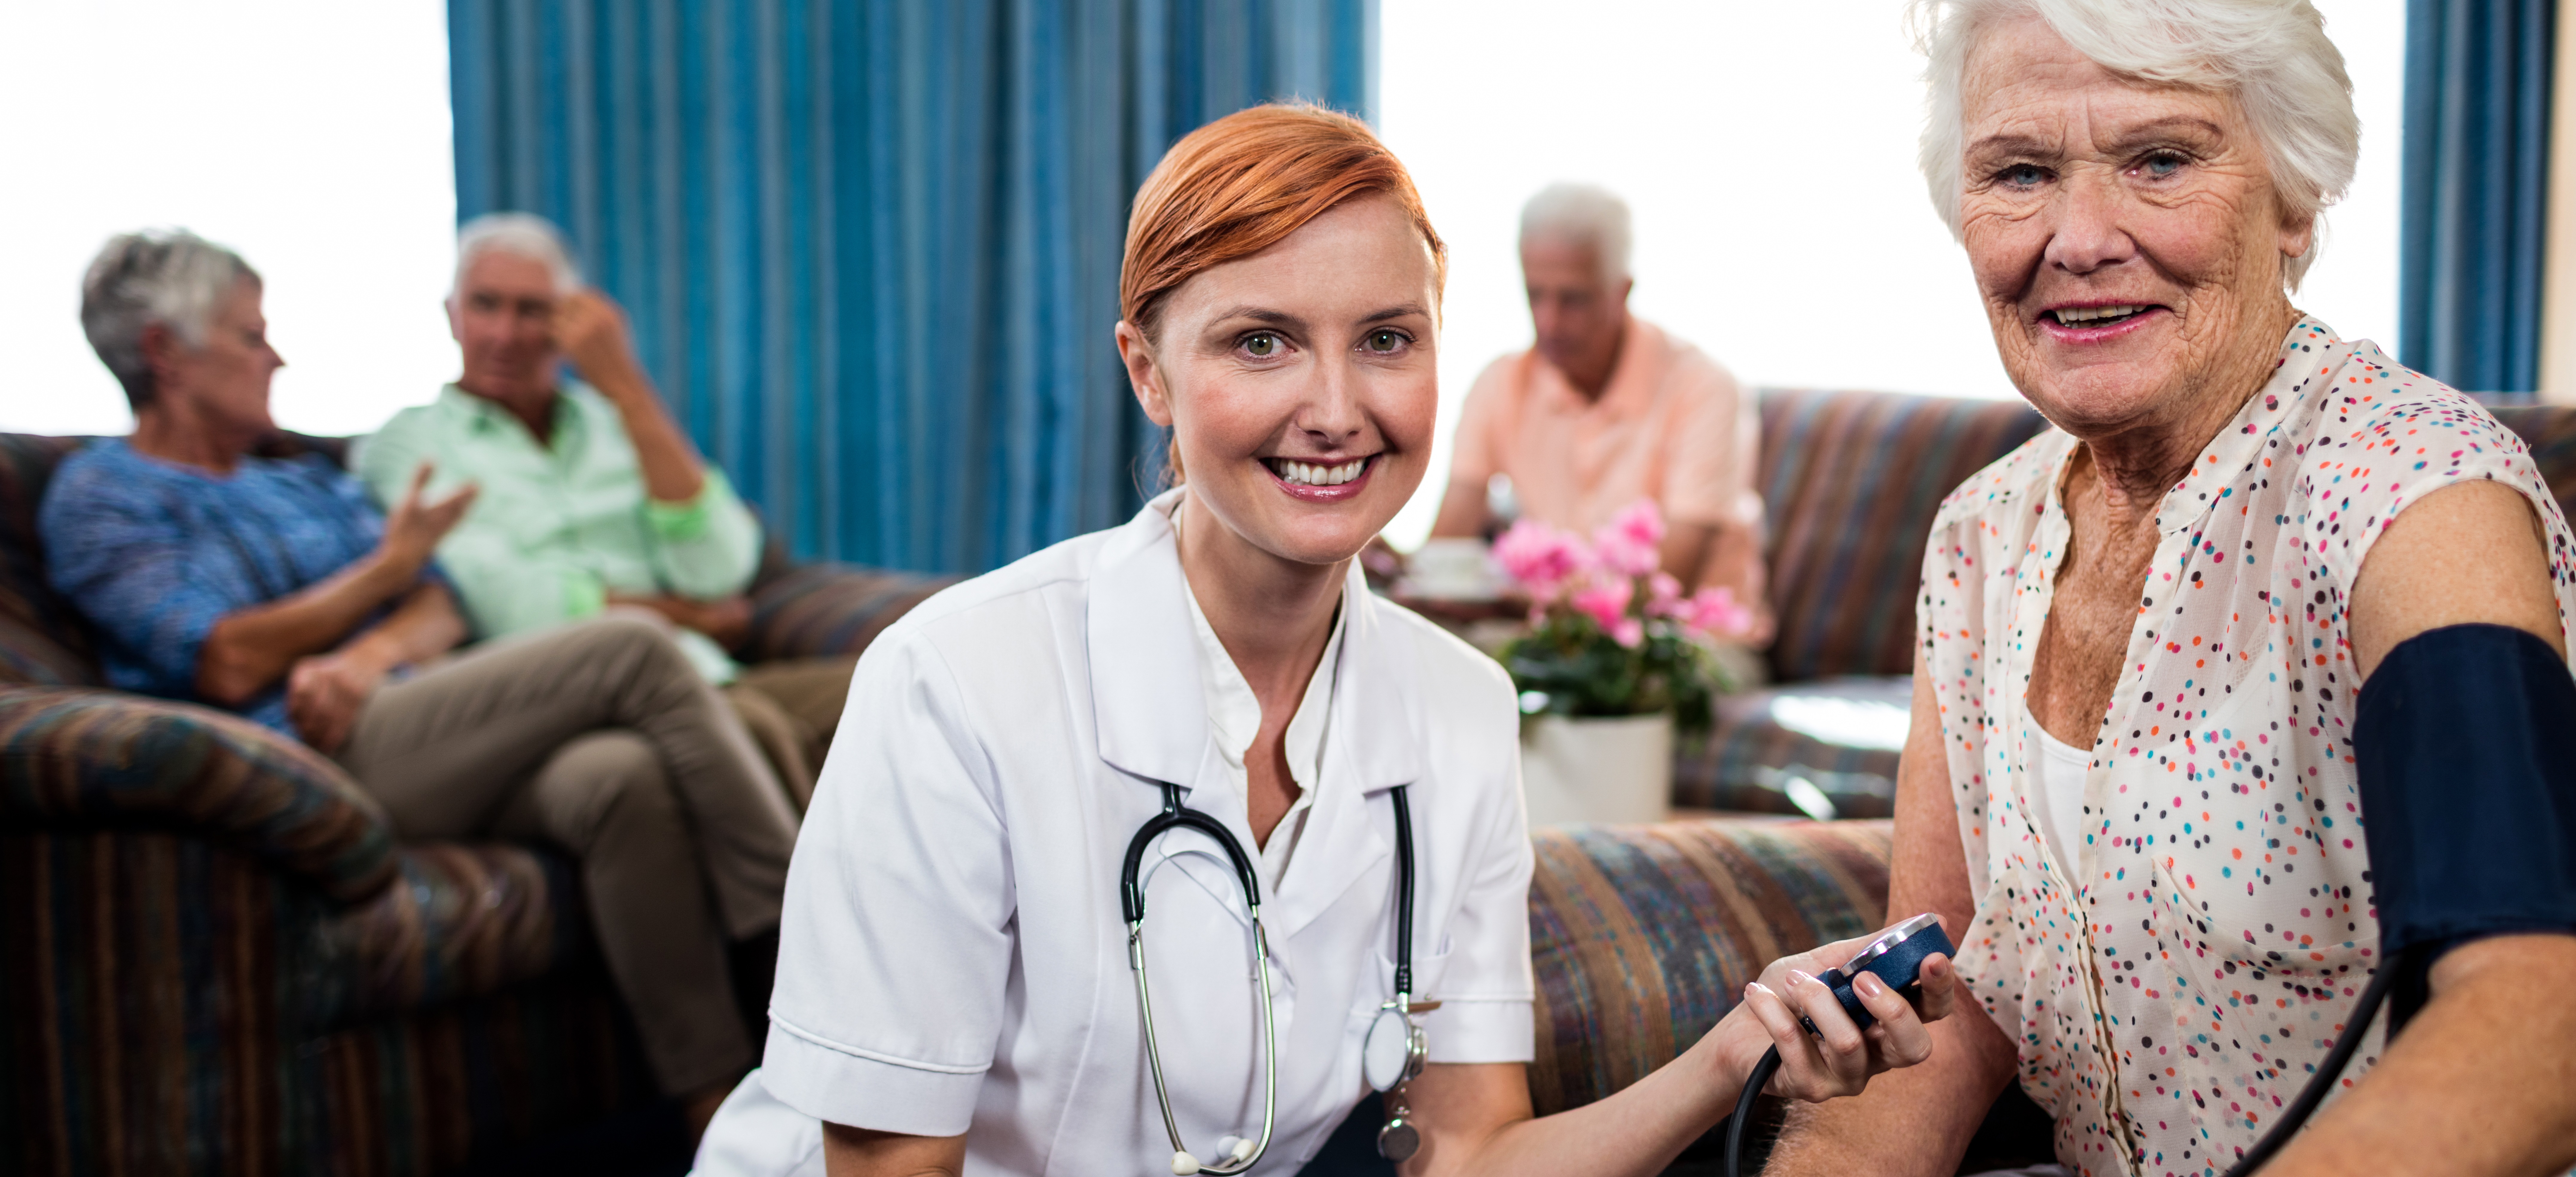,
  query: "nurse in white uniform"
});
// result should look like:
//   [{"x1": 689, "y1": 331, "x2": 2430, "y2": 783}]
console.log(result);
[{"x1": 696, "y1": 104, "x2": 1956, "y2": 1177}]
